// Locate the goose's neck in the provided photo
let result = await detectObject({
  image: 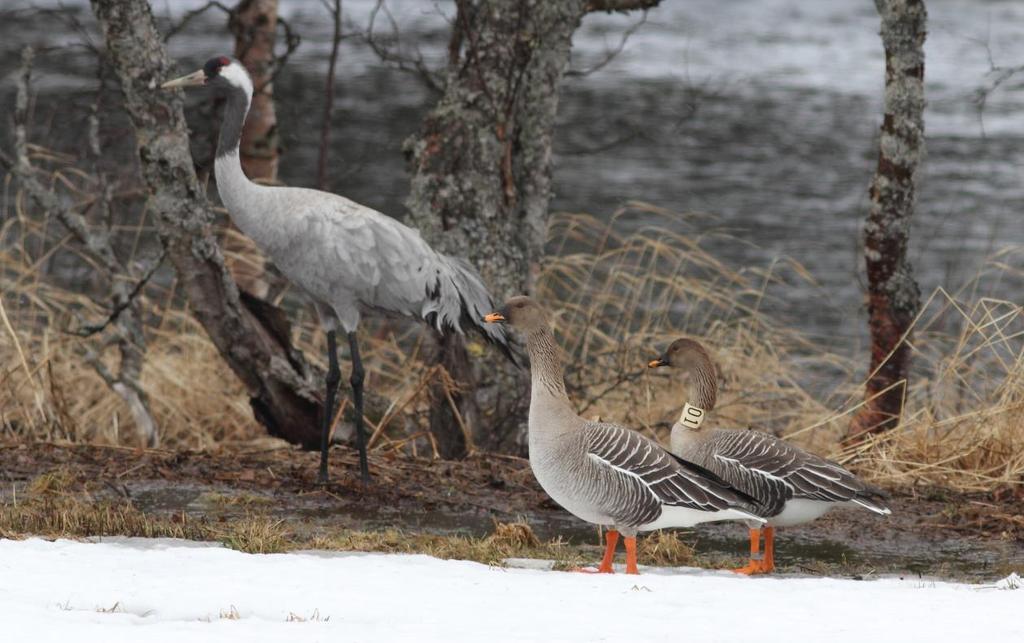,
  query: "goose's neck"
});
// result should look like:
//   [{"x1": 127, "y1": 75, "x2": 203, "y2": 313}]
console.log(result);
[
  {"x1": 524, "y1": 325, "x2": 571, "y2": 406},
  {"x1": 675, "y1": 362, "x2": 717, "y2": 432}
]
